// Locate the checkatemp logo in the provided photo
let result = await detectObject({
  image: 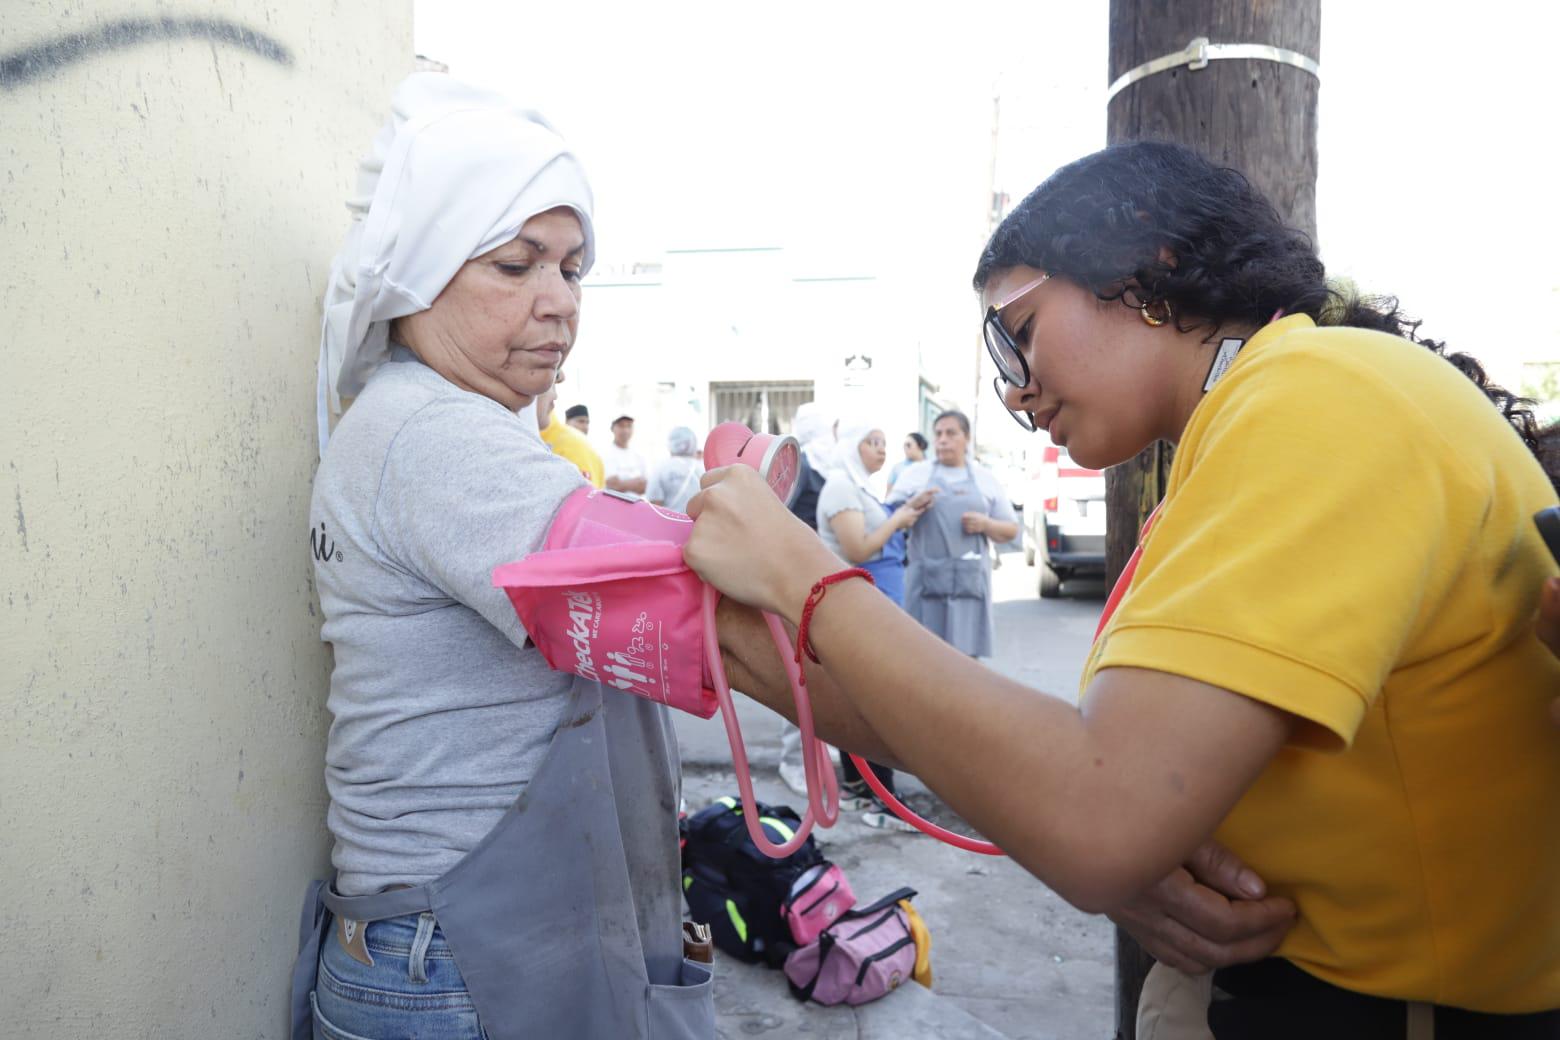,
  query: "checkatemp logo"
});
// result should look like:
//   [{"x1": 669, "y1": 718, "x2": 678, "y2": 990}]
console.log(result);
[{"x1": 311, "y1": 522, "x2": 342, "y2": 563}]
